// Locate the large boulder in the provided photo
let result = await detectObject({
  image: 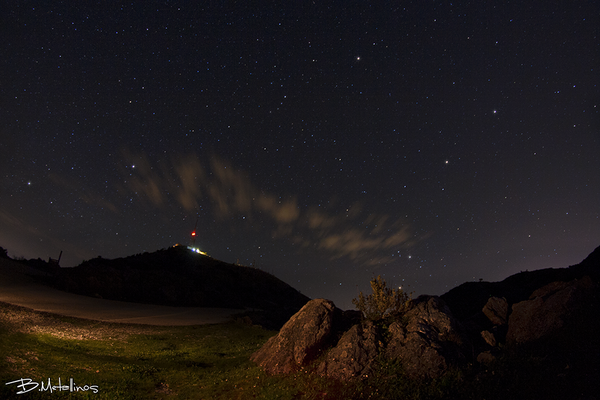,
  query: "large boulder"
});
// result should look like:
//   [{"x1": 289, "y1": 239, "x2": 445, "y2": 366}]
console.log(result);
[
  {"x1": 252, "y1": 296, "x2": 469, "y2": 381},
  {"x1": 318, "y1": 320, "x2": 380, "y2": 380},
  {"x1": 506, "y1": 276, "x2": 596, "y2": 347},
  {"x1": 251, "y1": 299, "x2": 338, "y2": 374},
  {"x1": 385, "y1": 296, "x2": 468, "y2": 379}
]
